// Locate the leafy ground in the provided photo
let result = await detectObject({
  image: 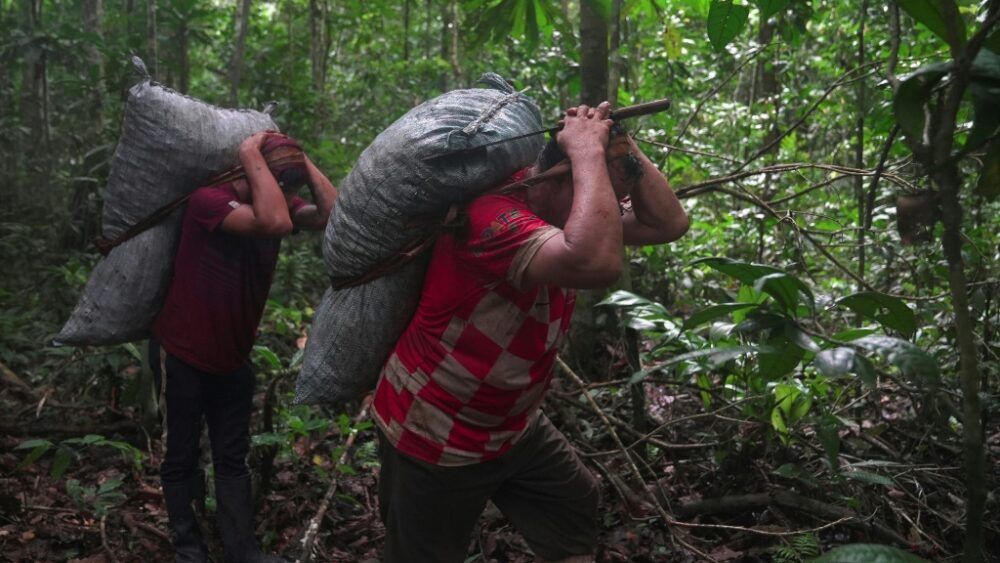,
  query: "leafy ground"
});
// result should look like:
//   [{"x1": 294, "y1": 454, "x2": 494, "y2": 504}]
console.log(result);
[{"x1": 1, "y1": 284, "x2": 996, "y2": 563}]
